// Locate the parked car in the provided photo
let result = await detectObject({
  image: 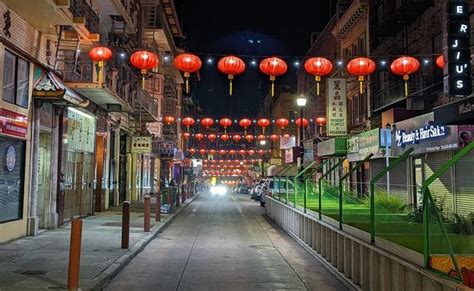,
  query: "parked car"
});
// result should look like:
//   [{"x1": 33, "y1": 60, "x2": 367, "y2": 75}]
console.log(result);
[{"x1": 250, "y1": 184, "x2": 263, "y2": 200}]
